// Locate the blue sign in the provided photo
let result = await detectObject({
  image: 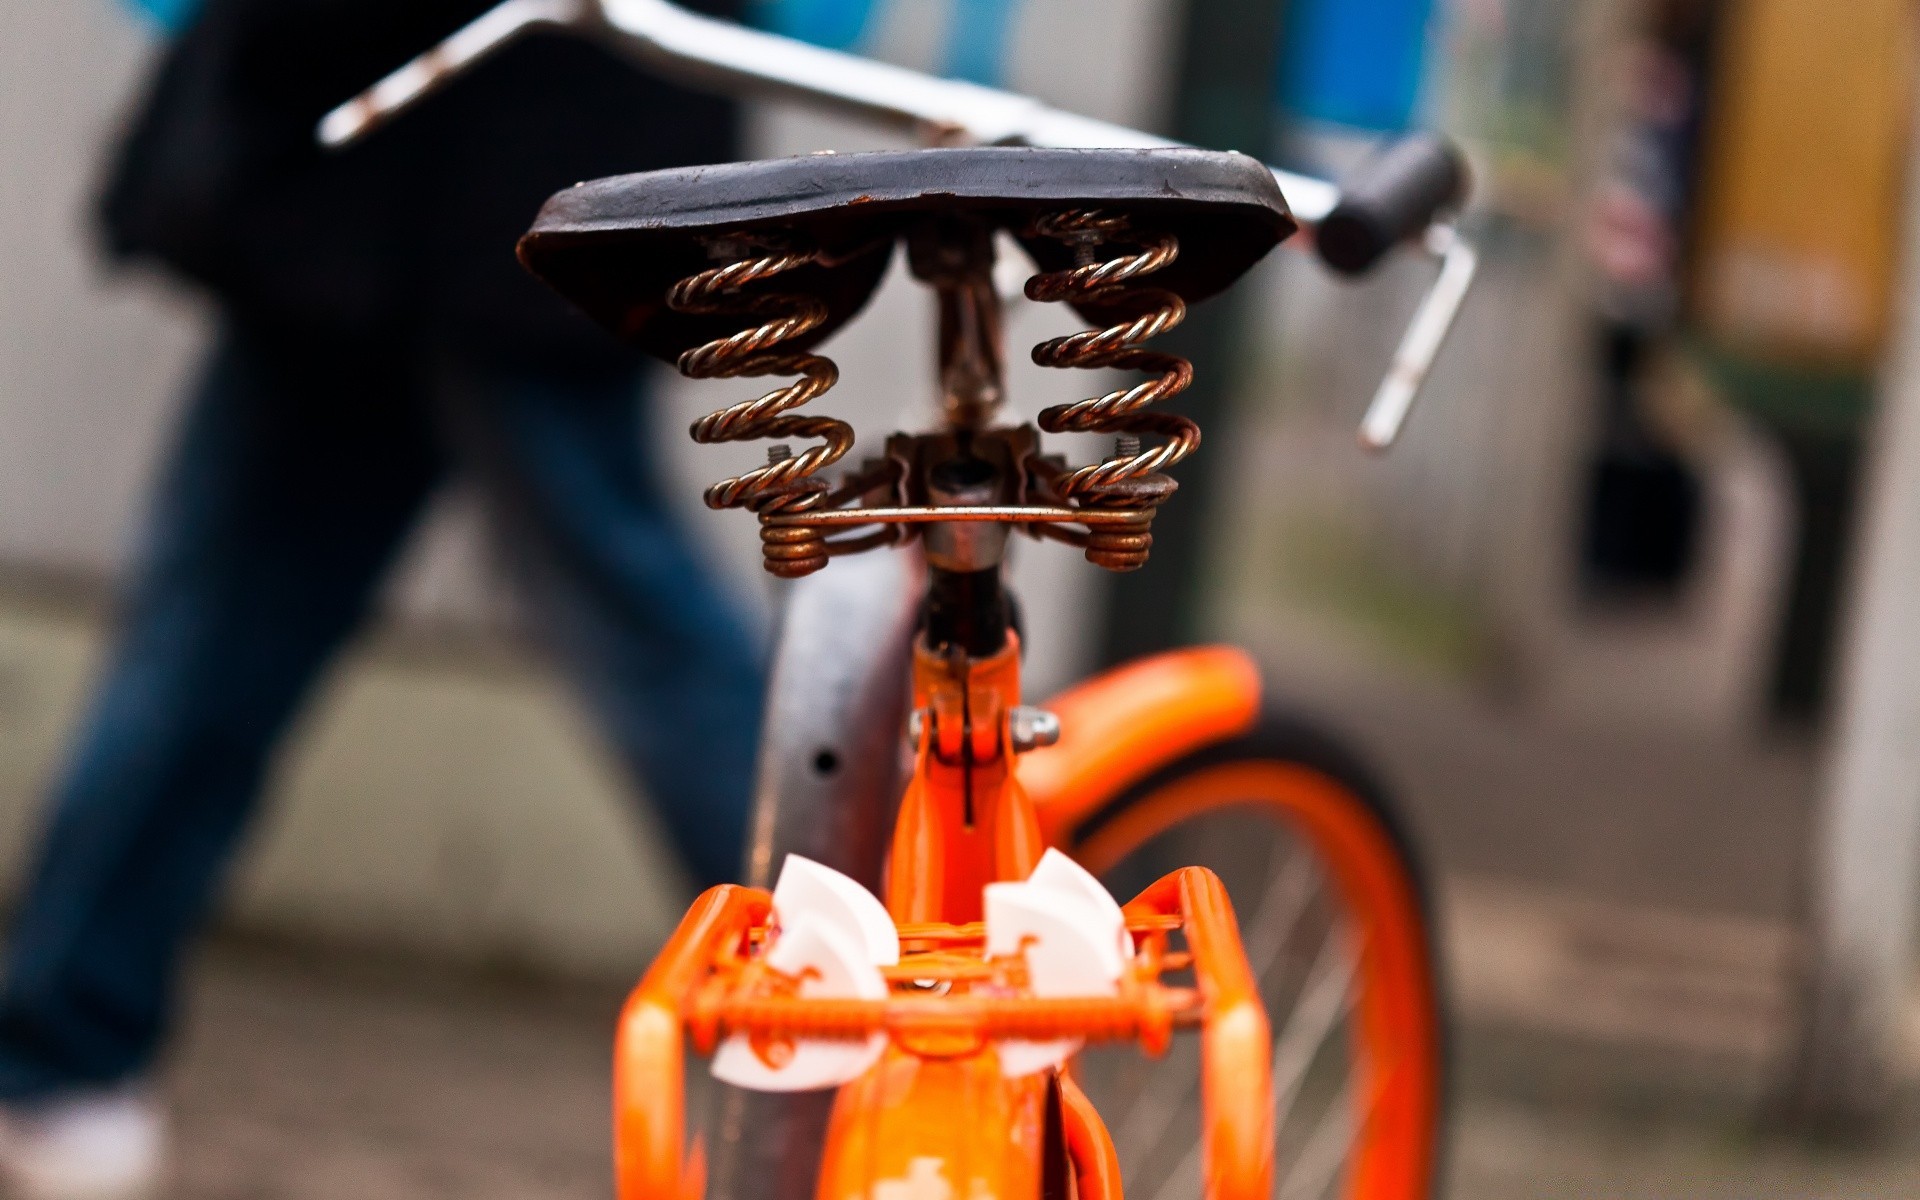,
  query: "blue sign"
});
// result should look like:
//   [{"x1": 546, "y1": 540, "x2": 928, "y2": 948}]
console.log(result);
[
  {"x1": 750, "y1": 0, "x2": 880, "y2": 49},
  {"x1": 123, "y1": 0, "x2": 203, "y2": 33},
  {"x1": 941, "y1": 0, "x2": 1022, "y2": 85},
  {"x1": 753, "y1": 0, "x2": 1022, "y2": 87},
  {"x1": 1276, "y1": 0, "x2": 1437, "y2": 132}
]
